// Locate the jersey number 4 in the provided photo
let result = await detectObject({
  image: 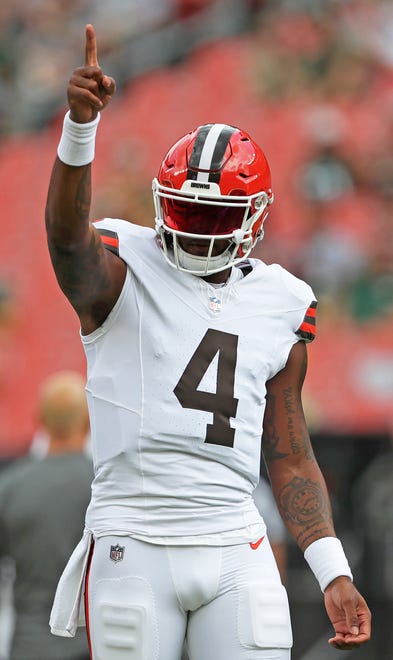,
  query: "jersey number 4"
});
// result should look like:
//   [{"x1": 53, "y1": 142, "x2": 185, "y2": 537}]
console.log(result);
[{"x1": 174, "y1": 329, "x2": 239, "y2": 448}]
